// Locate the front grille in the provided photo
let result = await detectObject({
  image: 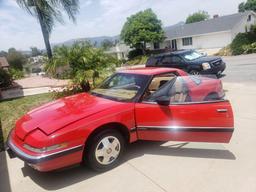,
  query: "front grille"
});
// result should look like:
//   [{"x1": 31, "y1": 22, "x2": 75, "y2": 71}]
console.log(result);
[{"x1": 211, "y1": 59, "x2": 222, "y2": 66}]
